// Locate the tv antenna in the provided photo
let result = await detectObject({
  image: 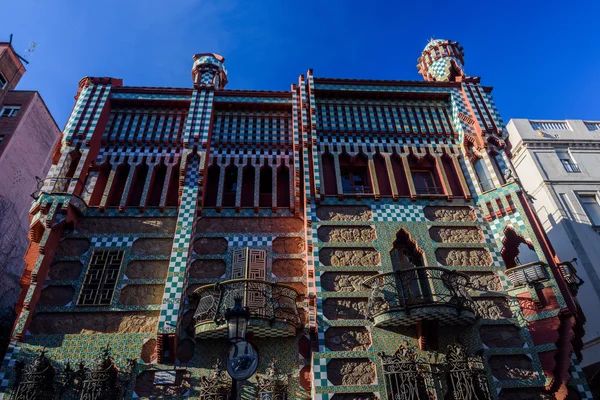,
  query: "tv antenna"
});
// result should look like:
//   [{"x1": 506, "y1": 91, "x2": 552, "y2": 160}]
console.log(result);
[{"x1": 8, "y1": 34, "x2": 37, "y2": 65}]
